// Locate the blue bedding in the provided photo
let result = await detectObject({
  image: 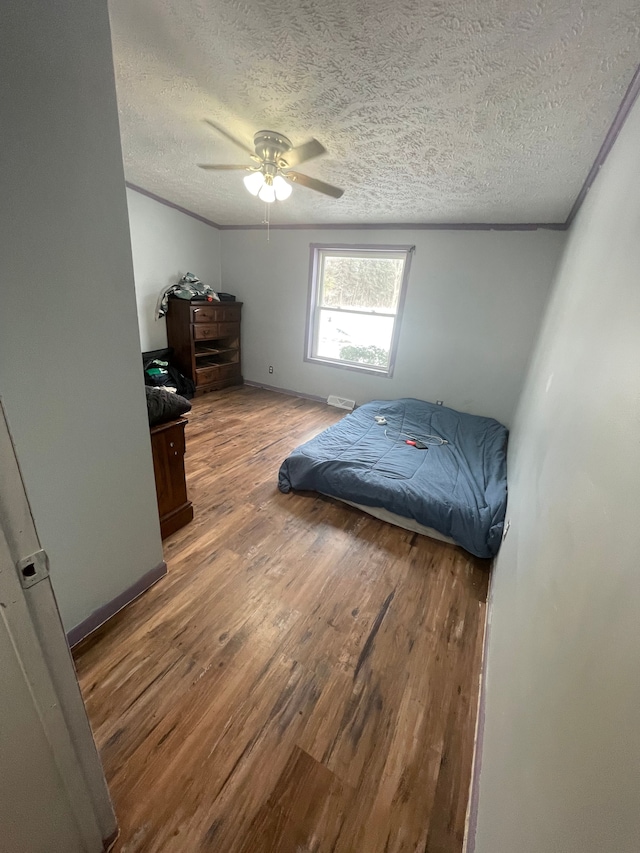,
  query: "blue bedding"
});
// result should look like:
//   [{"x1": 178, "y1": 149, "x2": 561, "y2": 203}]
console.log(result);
[{"x1": 278, "y1": 398, "x2": 508, "y2": 558}]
